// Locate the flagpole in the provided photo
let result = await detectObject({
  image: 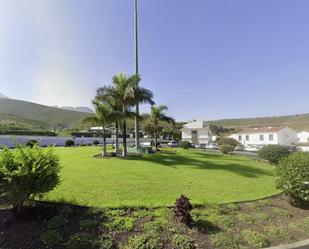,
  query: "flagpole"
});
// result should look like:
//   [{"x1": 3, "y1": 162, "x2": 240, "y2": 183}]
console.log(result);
[{"x1": 134, "y1": 0, "x2": 140, "y2": 149}]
